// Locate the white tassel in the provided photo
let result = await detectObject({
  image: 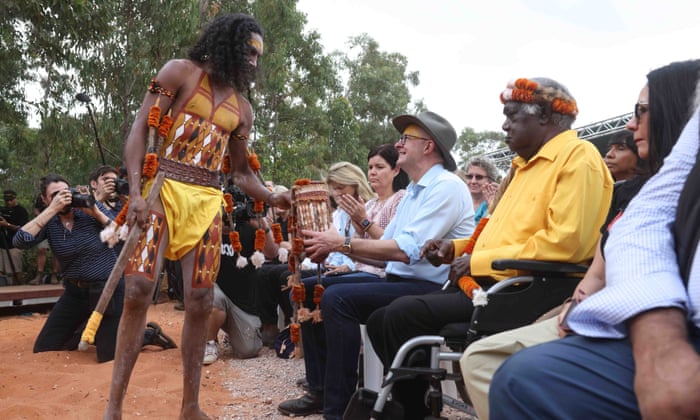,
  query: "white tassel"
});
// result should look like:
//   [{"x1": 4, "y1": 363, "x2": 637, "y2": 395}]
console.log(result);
[
  {"x1": 278, "y1": 247, "x2": 289, "y2": 263},
  {"x1": 99, "y1": 223, "x2": 119, "y2": 248},
  {"x1": 472, "y1": 288, "x2": 488, "y2": 307},
  {"x1": 118, "y1": 224, "x2": 129, "y2": 241},
  {"x1": 236, "y1": 254, "x2": 249, "y2": 268},
  {"x1": 250, "y1": 250, "x2": 265, "y2": 268}
]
